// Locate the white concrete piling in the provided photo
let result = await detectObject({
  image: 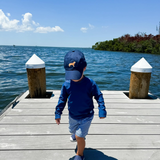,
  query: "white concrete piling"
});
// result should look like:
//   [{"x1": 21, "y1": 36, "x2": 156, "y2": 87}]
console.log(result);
[
  {"x1": 129, "y1": 58, "x2": 152, "y2": 99},
  {"x1": 25, "y1": 54, "x2": 46, "y2": 98}
]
